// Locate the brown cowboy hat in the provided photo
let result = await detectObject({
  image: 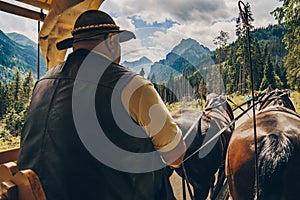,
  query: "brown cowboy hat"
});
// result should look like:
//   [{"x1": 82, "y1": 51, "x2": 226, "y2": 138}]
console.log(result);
[{"x1": 56, "y1": 10, "x2": 136, "y2": 50}]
